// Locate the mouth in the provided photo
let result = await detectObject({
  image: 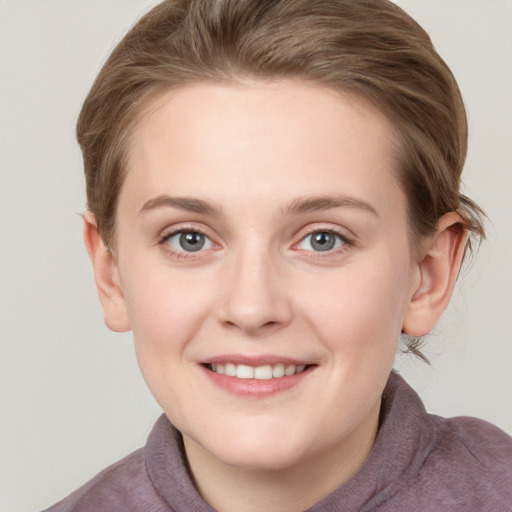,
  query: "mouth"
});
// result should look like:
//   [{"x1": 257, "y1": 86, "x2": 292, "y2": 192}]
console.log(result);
[
  {"x1": 199, "y1": 356, "x2": 318, "y2": 397},
  {"x1": 205, "y1": 362, "x2": 312, "y2": 380}
]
